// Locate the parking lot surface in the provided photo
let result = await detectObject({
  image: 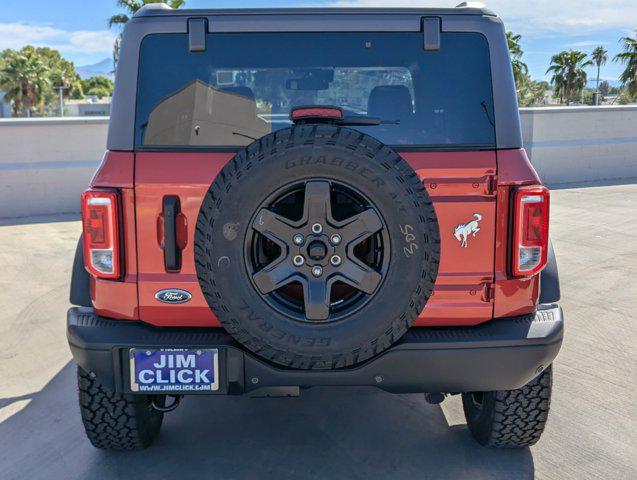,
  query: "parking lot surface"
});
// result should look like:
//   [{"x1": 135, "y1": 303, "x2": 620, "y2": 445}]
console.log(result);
[{"x1": 0, "y1": 181, "x2": 635, "y2": 480}]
